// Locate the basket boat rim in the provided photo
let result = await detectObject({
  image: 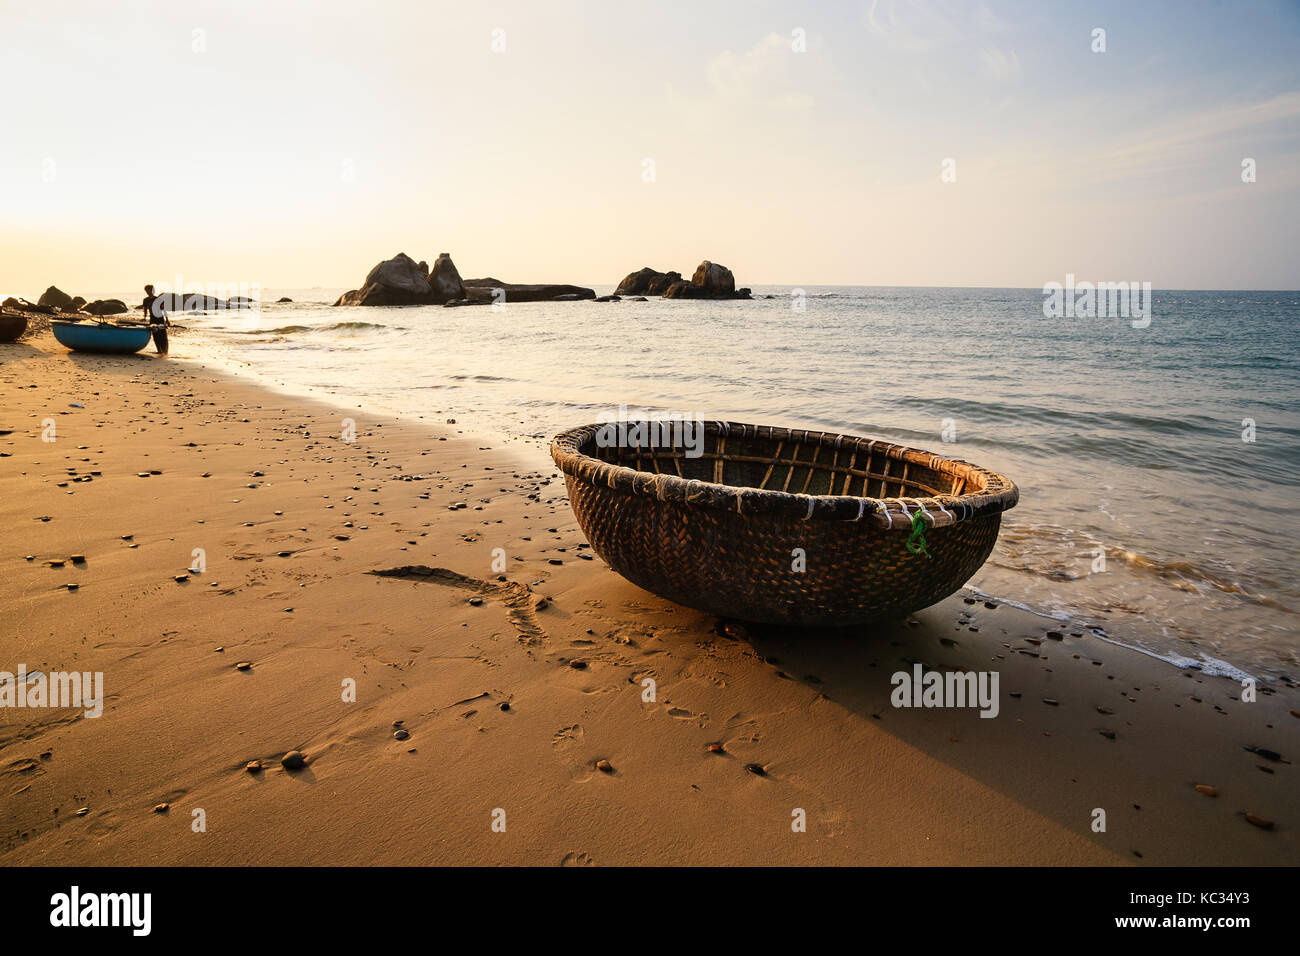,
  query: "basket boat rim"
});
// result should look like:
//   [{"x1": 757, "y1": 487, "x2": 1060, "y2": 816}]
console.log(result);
[{"x1": 551, "y1": 420, "x2": 1018, "y2": 532}]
